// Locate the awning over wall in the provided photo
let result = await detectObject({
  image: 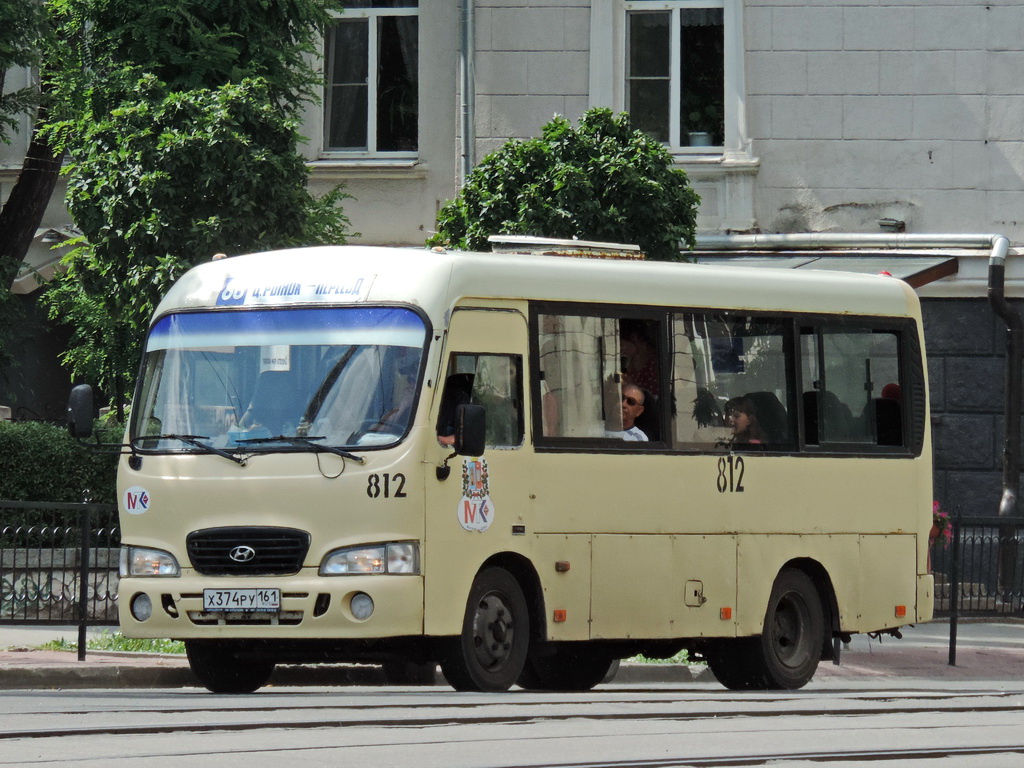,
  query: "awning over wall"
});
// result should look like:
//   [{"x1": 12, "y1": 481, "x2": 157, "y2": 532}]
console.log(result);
[{"x1": 691, "y1": 252, "x2": 958, "y2": 289}]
